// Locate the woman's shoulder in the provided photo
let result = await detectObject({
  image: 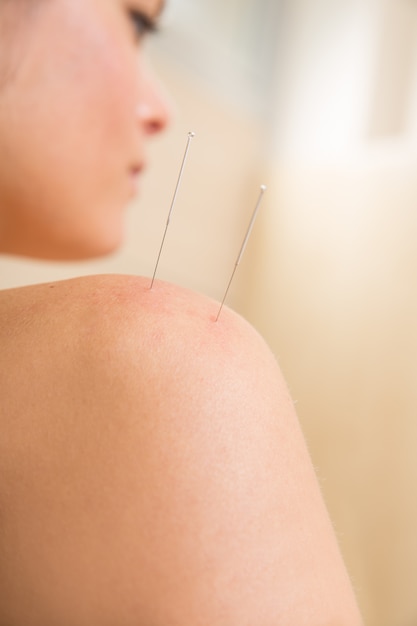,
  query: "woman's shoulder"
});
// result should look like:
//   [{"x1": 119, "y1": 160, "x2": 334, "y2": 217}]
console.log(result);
[
  {"x1": 0, "y1": 272, "x2": 265, "y2": 341},
  {"x1": 0, "y1": 273, "x2": 284, "y2": 427},
  {"x1": 0, "y1": 272, "x2": 278, "y2": 367},
  {"x1": 0, "y1": 271, "x2": 291, "y2": 484},
  {"x1": 0, "y1": 274, "x2": 362, "y2": 625}
]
